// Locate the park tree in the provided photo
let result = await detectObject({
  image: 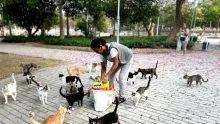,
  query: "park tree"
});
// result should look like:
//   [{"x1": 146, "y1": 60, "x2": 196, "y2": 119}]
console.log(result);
[
  {"x1": 3, "y1": 0, "x2": 57, "y2": 37},
  {"x1": 200, "y1": 0, "x2": 220, "y2": 37},
  {"x1": 105, "y1": 0, "x2": 129, "y2": 37},
  {"x1": 84, "y1": 0, "x2": 106, "y2": 37},
  {"x1": 127, "y1": 0, "x2": 159, "y2": 37},
  {"x1": 97, "y1": 15, "x2": 110, "y2": 32},
  {"x1": 166, "y1": 0, "x2": 186, "y2": 42},
  {"x1": 63, "y1": 0, "x2": 83, "y2": 36}
]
